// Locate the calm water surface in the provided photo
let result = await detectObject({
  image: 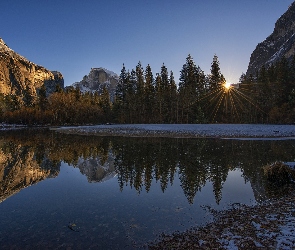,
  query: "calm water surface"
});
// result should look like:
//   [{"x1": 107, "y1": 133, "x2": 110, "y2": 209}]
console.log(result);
[{"x1": 0, "y1": 129, "x2": 294, "y2": 249}]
